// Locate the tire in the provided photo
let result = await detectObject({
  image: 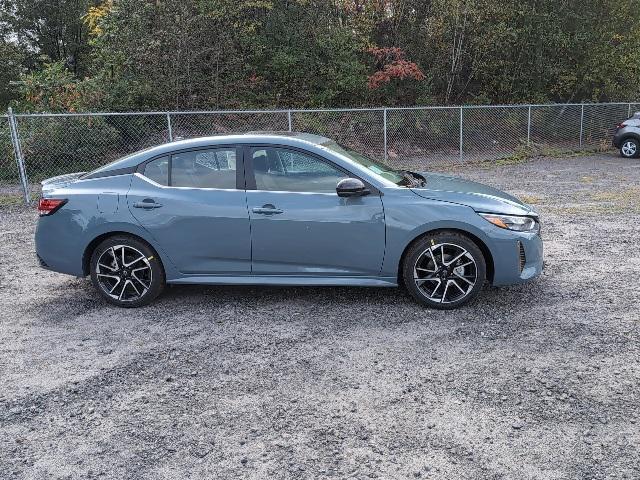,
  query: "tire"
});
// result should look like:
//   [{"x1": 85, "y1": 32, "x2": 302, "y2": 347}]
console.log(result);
[
  {"x1": 90, "y1": 235, "x2": 165, "y2": 307},
  {"x1": 620, "y1": 137, "x2": 640, "y2": 158},
  {"x1": 402, "y1": 232, "x2": 486, "y2": 310}
]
